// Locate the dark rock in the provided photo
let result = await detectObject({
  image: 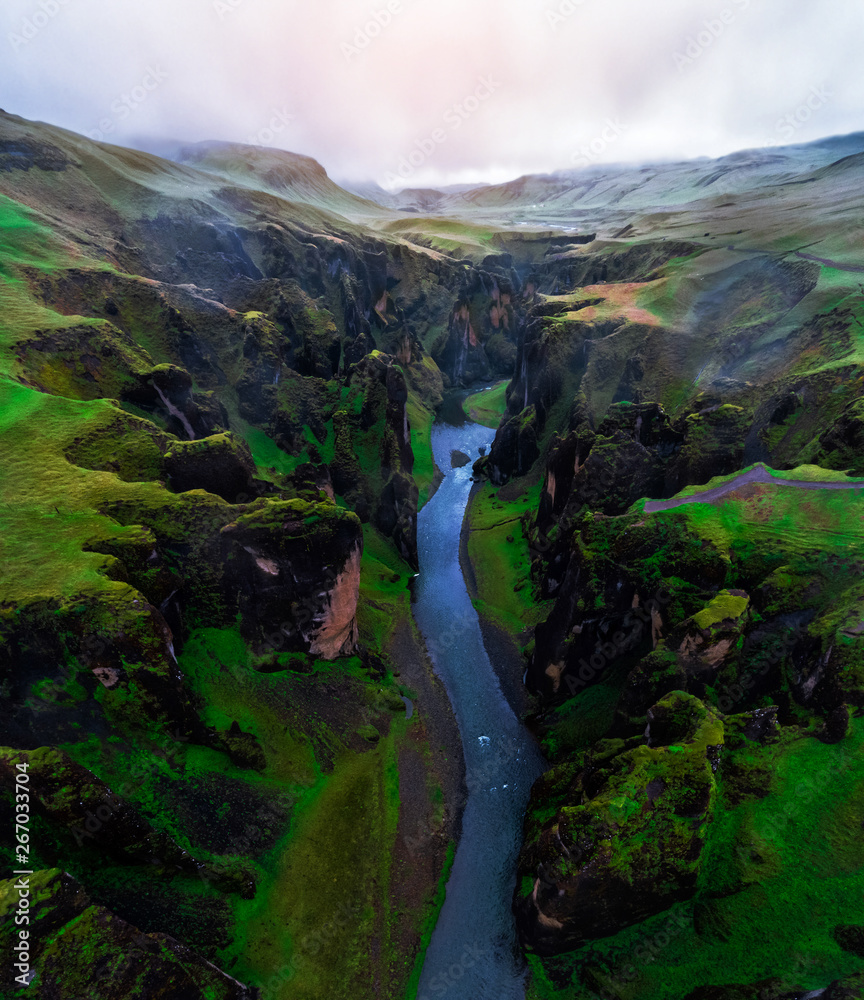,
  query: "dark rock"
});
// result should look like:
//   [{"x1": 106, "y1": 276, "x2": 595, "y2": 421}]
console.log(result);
[
  {"x1": 817, "y1": 398, "x2": 864, "y2": 475},
  {"x1": 0, "y1": 747, "x2": 199, "y2": 873},
  {"x1": 834, "y1": 924, "x2": 864, "y2": 957},
  {"x1": 220, "y1": 499, "x2": 363, "y2": 659},
  {"x1": 0, "y1": 869, "x2": 255, "y2": 999},
  {"x1": 164, "y1": 432, "x2": 256, "y2": 503},
  {"x1": 488, "y1": 405, "x2": 540, "y2": 484},
  {"x1": 821, "y1": 702, "x2": 851, "y2": 743},
  {"x1": 515, "y1": 692, "x2": 721, "y2": 955}
]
